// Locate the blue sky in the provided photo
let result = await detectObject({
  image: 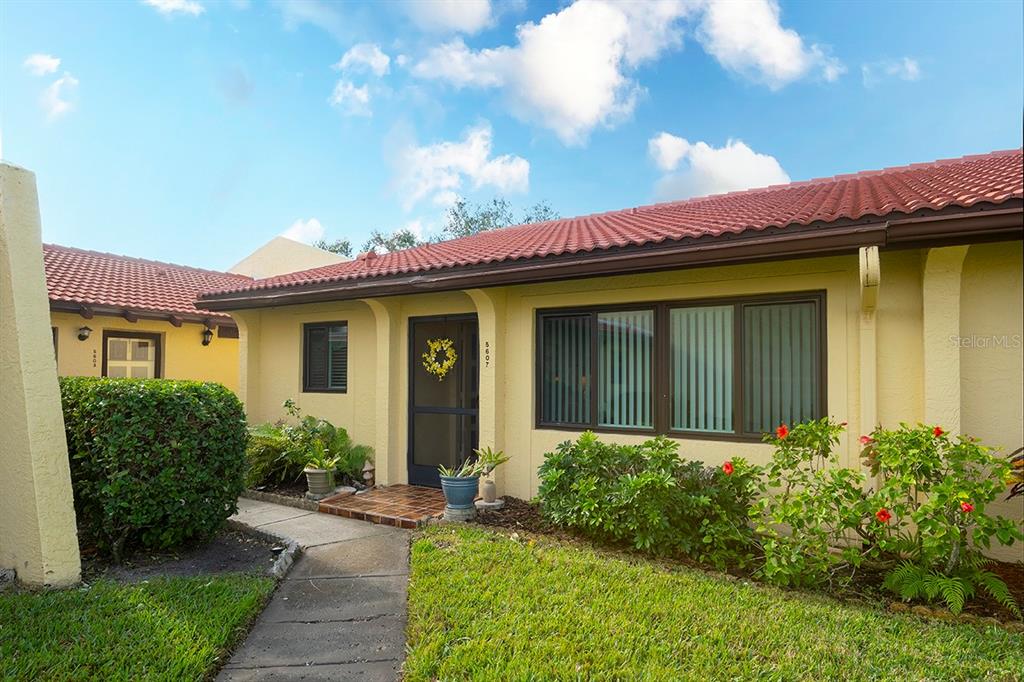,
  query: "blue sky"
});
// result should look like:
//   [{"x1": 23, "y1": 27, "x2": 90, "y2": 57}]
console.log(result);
[{"x1": 2, "y1": 0, "x2": 1021, "y2": 270}]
